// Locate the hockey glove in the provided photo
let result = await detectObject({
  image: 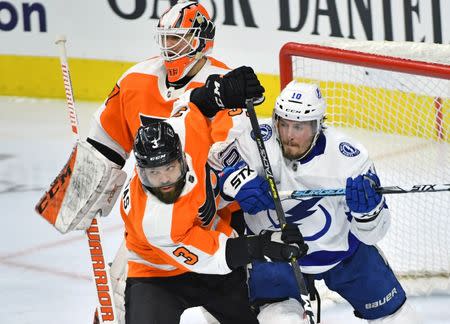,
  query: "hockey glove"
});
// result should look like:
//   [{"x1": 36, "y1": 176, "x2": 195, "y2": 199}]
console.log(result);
[
  {"x1": 281, "y1": 223, "x2": 309, "y2": 257},
  {"x1": 220, "y1": 161, "x2": 275, "y2": 214},
  {"x1": 225, "y1": 230, "x2": 304, "y2": 269},
  {"x1": 35, "y1": 141, "x2": 127, "y2": 233},
  {"x1": 190, "y1": 66, "x2": 265, "y2": 117},
  {"x1": 346, "y1": 172, "x2": 385, "y2": 219}
]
